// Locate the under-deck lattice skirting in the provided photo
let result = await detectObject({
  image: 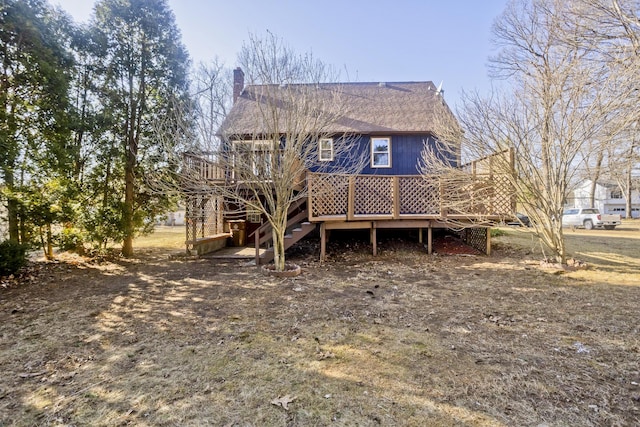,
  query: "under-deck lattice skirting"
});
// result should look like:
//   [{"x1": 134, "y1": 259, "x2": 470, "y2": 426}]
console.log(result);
[
  {"x1": 185, "y1": 194, "x2": 226, "y2": 253},
  {"x1": 456, "y1": 227, "x2": 490, "y2": 255}
]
